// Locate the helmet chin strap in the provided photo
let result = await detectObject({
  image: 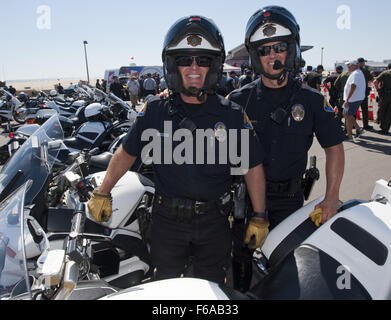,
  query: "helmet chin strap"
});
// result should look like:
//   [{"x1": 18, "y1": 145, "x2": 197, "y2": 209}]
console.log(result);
[
  {"x1": 182, "y1": 86, "x2": 207, "y2": 102},
  {"x1": 262, "y1": 60, "x2": 288, "y2": 85}
]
